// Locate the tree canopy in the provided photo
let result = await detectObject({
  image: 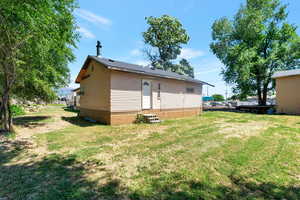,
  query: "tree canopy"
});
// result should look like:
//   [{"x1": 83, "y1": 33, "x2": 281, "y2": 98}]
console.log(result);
[
  {"x1": 212, "y1": 94, "x2": 225, "y2": 102},
  {"x1": 210, "y1": 0, "x2": 300, "y2": 105},
  {"x1": 143, "y1": 15, "x2": 194, "y2": 78},
  {"x1": 0, "y1": 0, "x2": 78, "y2": 132},
  {"x1": 171, "y1": 59, "x2": 195, "y2": 78}
]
